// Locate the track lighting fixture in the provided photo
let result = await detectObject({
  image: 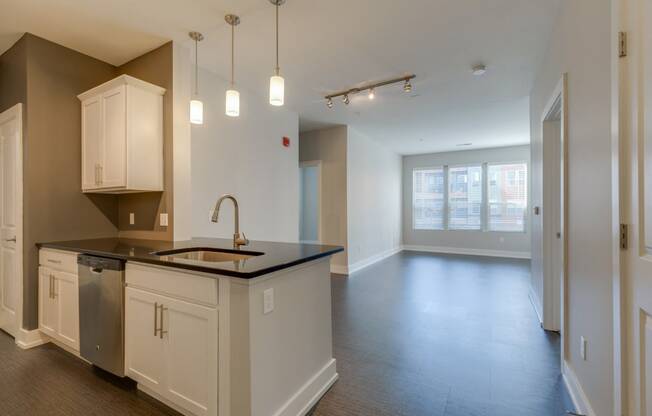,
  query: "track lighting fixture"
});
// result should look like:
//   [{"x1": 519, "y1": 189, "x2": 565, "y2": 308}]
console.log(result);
[
  {"x1": 225, "y1": 14, "x2": 241, "y2": 117},
  {"x1": 189, "y1": 31, "x2": 204, "y2": 125},
  {"x1": 325, "y1": 74, "x2": 415, "y2": 109},
  {"x1": 269, "y1": 0, "x2": 286, "y2": 106}
]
